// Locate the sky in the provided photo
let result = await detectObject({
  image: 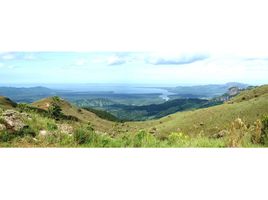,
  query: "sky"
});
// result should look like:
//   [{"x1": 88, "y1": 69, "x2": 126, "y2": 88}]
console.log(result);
[
  {"x1": 0, "y1": 0, "x2": 268, "y2": 86},
  {"x1": 0, "y1": 51, "x2": 267, "y2": 85}
]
